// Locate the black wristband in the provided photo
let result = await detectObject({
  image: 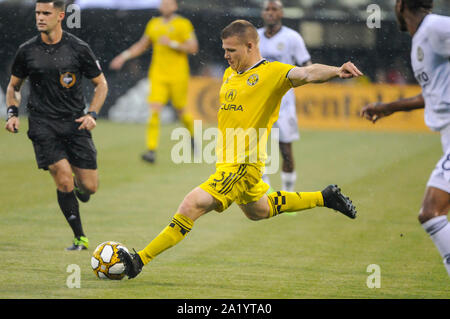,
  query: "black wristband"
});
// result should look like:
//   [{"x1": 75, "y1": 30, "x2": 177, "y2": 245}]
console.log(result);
[
  {"x1": 87, "y1": 111, "x2": 98, "y2": 120},
  {"x1": 7, "y1": 106, "x2": 19, "y2": 121}
]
